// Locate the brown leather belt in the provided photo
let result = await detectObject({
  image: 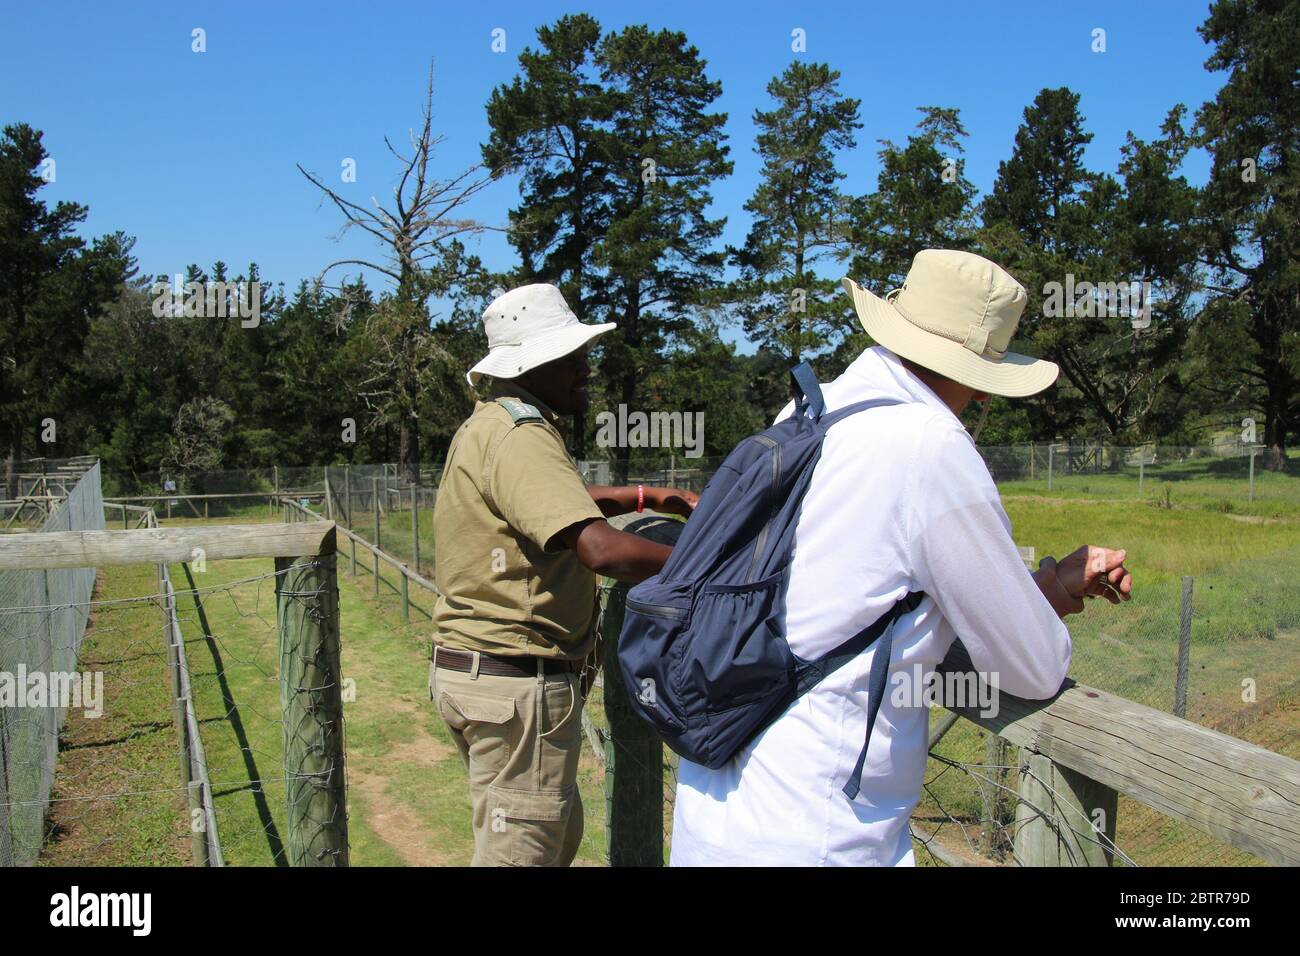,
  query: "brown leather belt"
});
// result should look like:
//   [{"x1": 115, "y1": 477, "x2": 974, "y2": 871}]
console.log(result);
[{"x1": 432, "y1": 644, "x2": 580, "y2": 678}]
